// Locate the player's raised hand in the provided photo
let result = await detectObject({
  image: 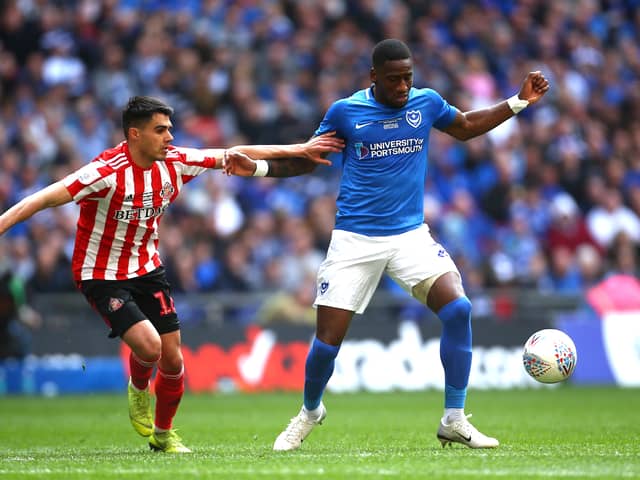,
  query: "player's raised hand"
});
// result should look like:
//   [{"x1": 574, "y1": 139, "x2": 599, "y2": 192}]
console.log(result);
[
  {"x1": 222, "y1": 150, "x2": 261, "y2": 177},
  {"x1": 298, "y1": 131, "x2": 344, "y2": 166},
  {"x1": 517, "y1": 71, "x2": 550, "y2": 105}
]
